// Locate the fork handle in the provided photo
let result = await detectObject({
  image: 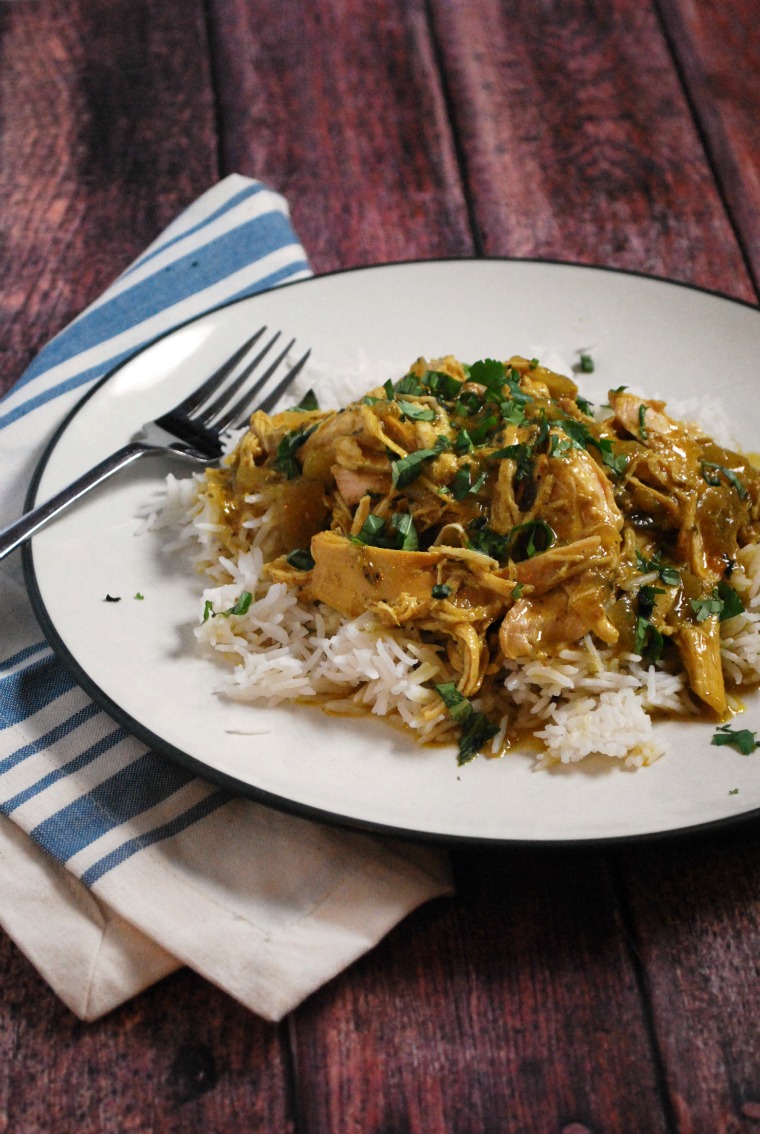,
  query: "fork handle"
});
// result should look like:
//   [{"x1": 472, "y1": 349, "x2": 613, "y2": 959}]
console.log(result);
[{"x1": 0, "y1": 442, "x2": 152, "y2": 562}]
